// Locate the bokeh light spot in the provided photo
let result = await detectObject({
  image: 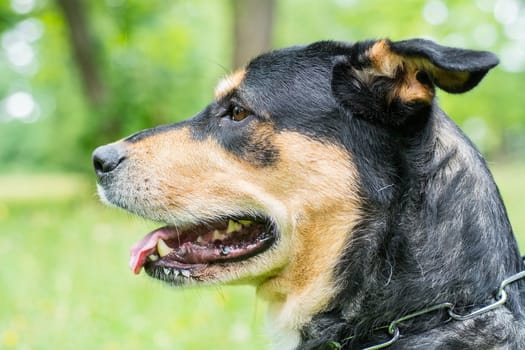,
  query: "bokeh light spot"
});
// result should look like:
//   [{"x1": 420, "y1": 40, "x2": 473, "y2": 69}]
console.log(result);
[
  {"x1": 17, "y1": 18, "x2": 44, "y2": 43},
  {"x1": 10, "y1": 0, "x2": 35, "y2": 14},
  {"x1": 500, "y1": 43, "x2": 525, "y2": 72},
  {"x1": 3, "y1": 91, "x2": 40, "y2": 122},
  {"x1": 493, "y1": 0, "x2": 519, "y2": 25},
  {"x1": 6, "y1": 40, "x2": 34, "y2": 67},
  {"x1": 423, "y1": 0, "x2": 448, "y2": 25},
  {"x1": 473, "y1": 23, "x2": 498, "y2": 48}
]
